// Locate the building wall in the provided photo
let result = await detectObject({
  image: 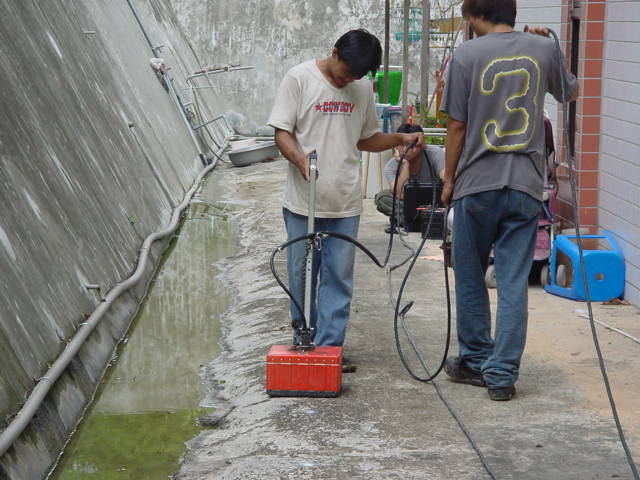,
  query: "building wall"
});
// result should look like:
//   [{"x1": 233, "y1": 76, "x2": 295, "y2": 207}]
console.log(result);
[
  {"x1": 600, "y1": 0, "x2": 640, "y2": 304},
  {"x1": 518, "y1": 0, "x2": 640, "y2": 304}
]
